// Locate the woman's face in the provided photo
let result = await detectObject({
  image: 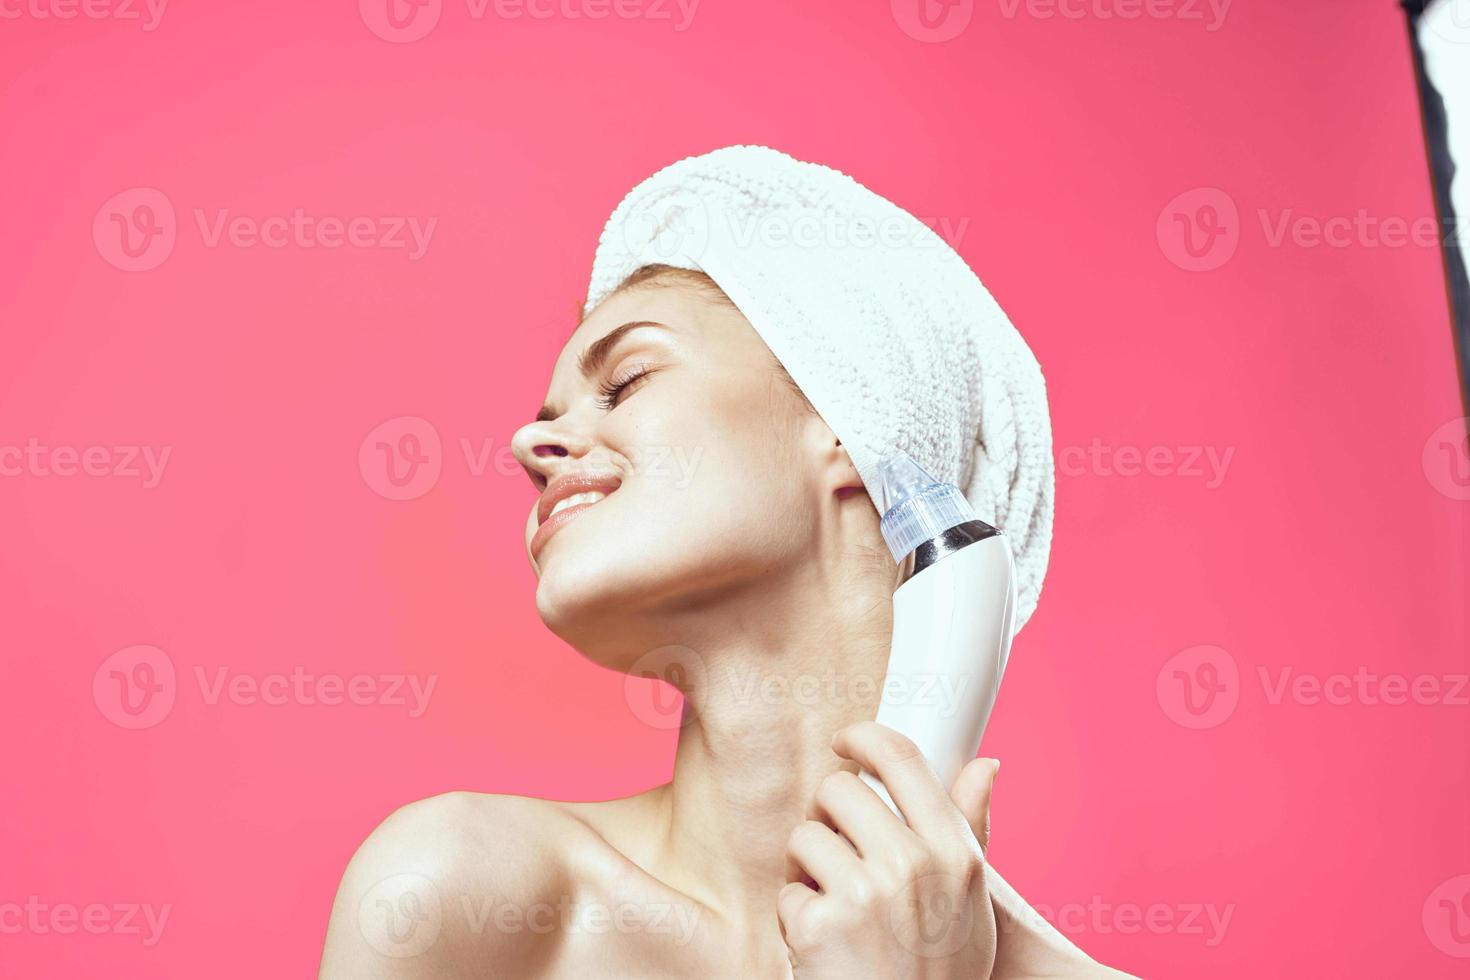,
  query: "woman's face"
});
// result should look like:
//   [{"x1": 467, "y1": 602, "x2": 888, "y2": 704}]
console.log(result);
[{"x1": 511, "y1": 280, "x2": 841, "y2": 667}]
